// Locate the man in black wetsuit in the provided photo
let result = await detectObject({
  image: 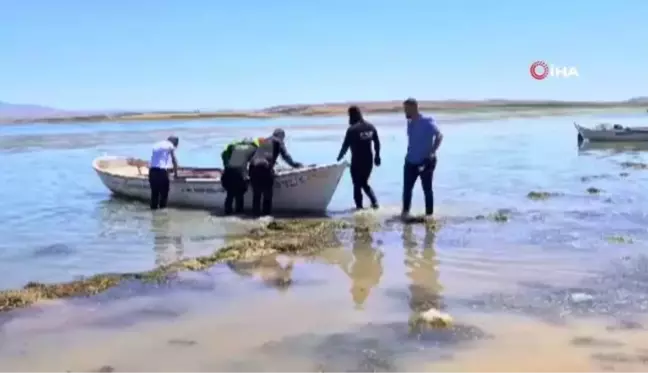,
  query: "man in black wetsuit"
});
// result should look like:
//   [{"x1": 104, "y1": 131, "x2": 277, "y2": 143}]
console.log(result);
[
  {"x1": 336, "y1": 106, "x2": 381, "y2": 209},
  {"x1": 220, "y1": 138, "x2": 258, "y2": 215},
  {"x1": 249, "y1": 129, "x2": 303, "y2": 216}
]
